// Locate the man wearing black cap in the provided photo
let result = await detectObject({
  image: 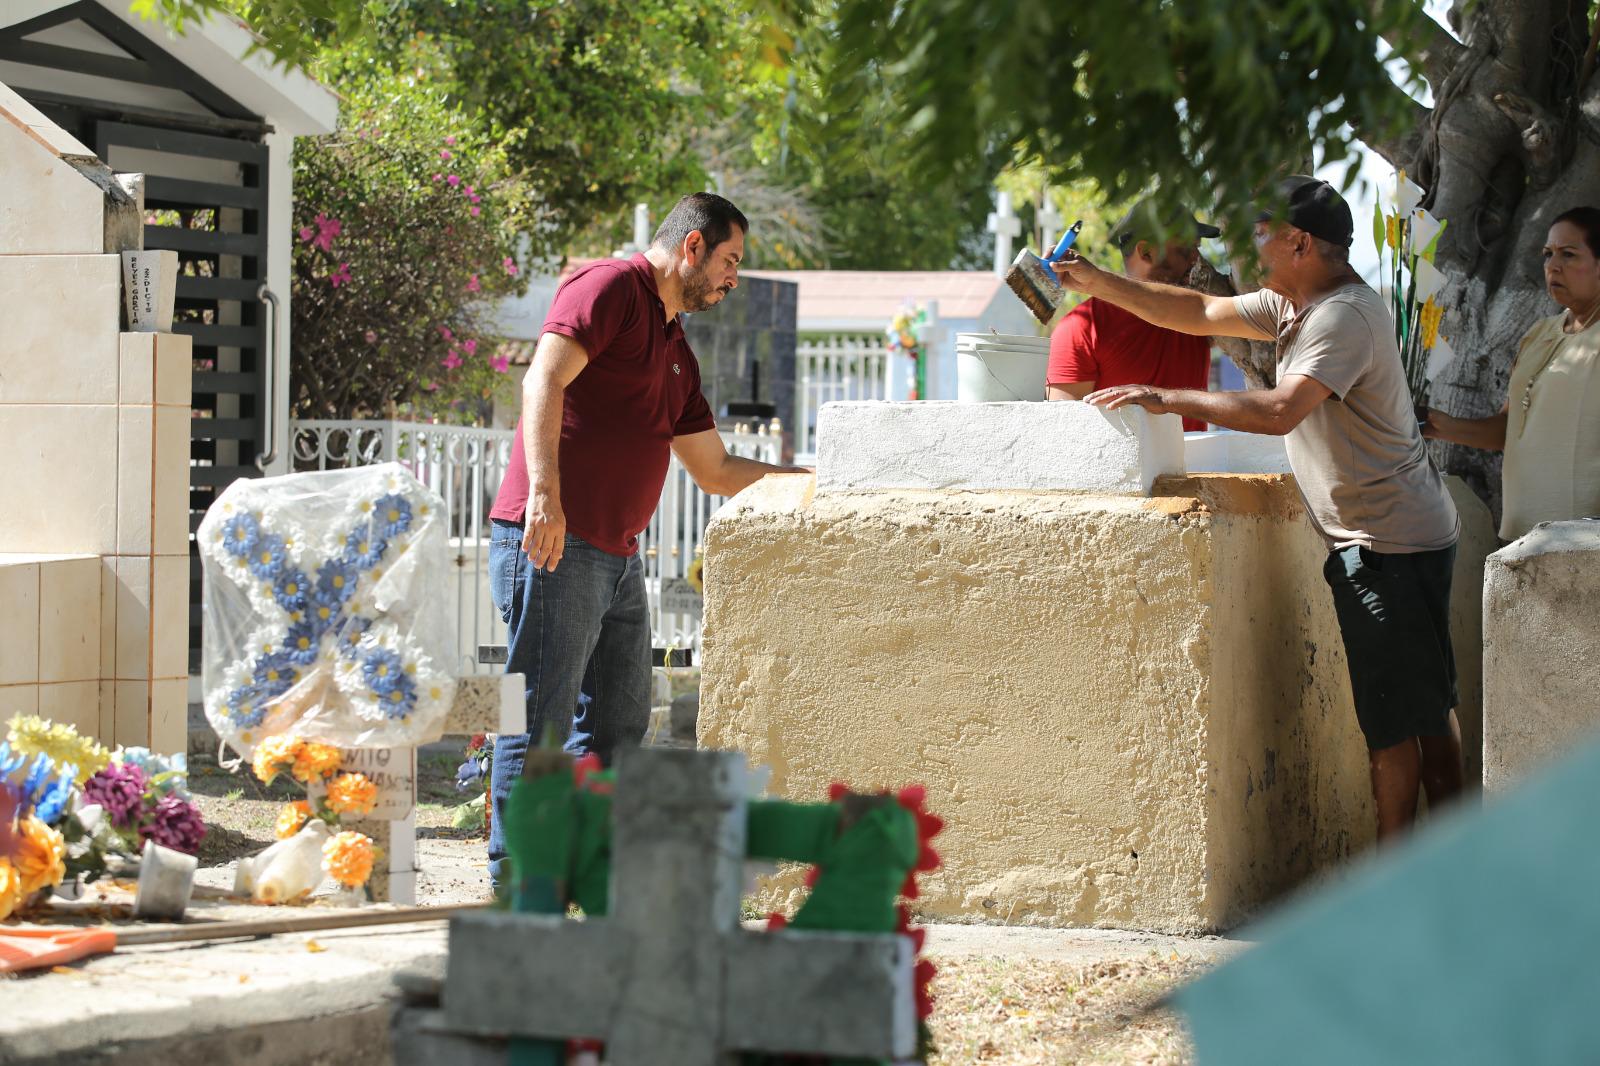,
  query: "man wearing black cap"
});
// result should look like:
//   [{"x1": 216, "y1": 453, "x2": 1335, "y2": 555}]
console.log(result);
[
  {"x1": 1051, "y1": 175, "x2": 1462, "y2": 843},
  {"x1": 1046, "y1": 200, "x2": 1221, "y2": 431}
]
